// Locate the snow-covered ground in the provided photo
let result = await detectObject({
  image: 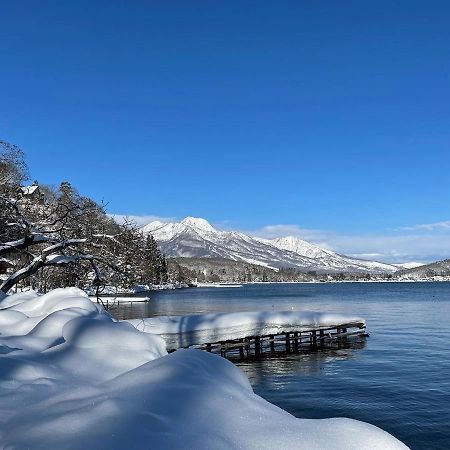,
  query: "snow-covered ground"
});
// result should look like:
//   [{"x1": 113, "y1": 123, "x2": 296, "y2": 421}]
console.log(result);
[
  {"x1": 127, "y1": 311, "x2": 365, "y2": 350},
  {"x1": 0, "y1": 288, "x2": 408, "y2": 449}
]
